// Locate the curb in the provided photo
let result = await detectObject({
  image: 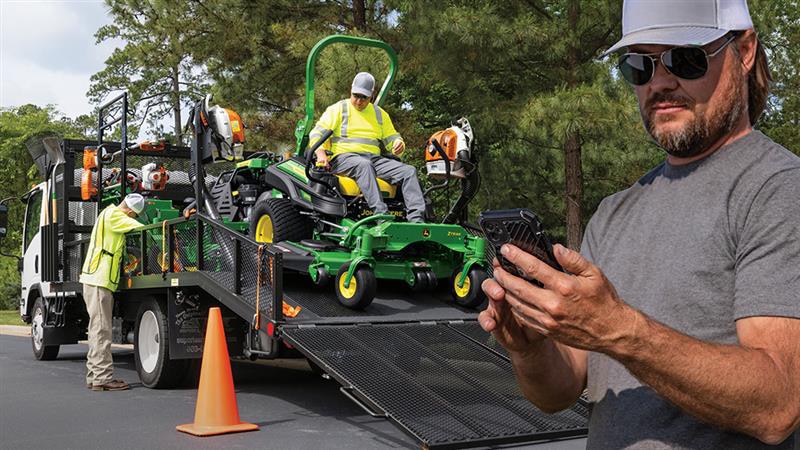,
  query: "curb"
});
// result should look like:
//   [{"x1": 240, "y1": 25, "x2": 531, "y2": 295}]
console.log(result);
[
  {"x1": 0, "y1": 325, "x2": 133, "y2": 350},
  {"x1": 0, "y1": 325, "x2": 29, "y2": 337}
]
